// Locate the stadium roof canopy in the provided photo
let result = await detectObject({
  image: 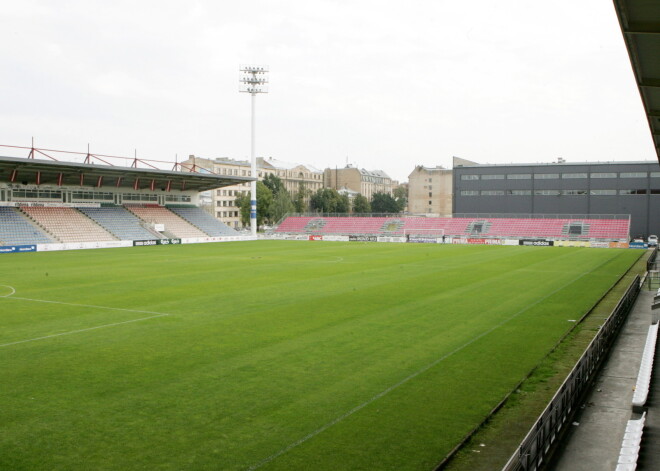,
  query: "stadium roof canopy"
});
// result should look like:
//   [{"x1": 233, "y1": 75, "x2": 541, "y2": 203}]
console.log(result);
[
  {"x1": 0, "y1": 155, "x2": 254, "y2": 192},
  {"x1": 614, "y1": 0, "x2": 660, "y2": 162}
]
